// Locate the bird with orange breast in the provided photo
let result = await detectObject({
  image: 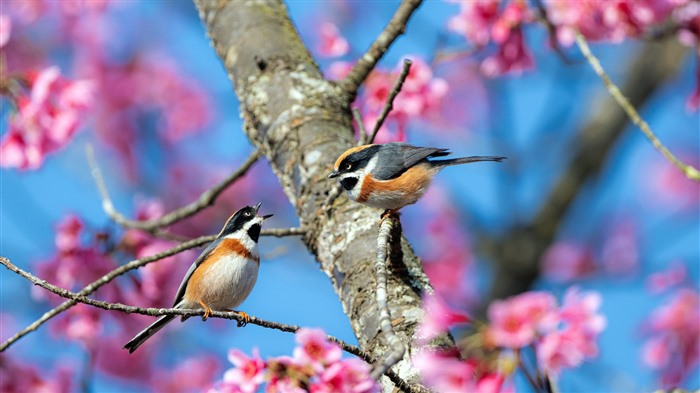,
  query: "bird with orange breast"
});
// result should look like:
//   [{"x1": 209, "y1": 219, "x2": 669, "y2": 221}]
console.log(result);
[
  {"x1": 124, "y1": 203, "x2": 273, "y2": 353},
  {"x1": 328, "y1": 143, "x2": 506, "y2": 216}
]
